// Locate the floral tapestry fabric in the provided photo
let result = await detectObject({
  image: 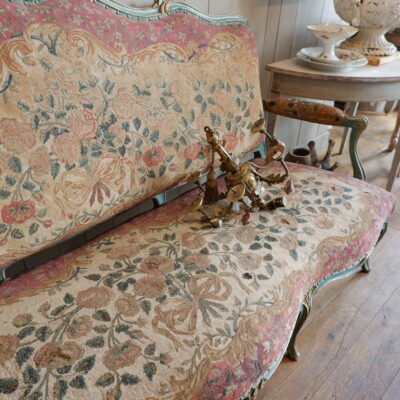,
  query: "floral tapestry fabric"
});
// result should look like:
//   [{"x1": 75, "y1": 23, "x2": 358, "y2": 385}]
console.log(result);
[
  {"x1": 0, "y1": 0, "x2": 263, "y2": 267},
  {"x1": 0, "y1": 164, "x2": 395, "y2": 400}
]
